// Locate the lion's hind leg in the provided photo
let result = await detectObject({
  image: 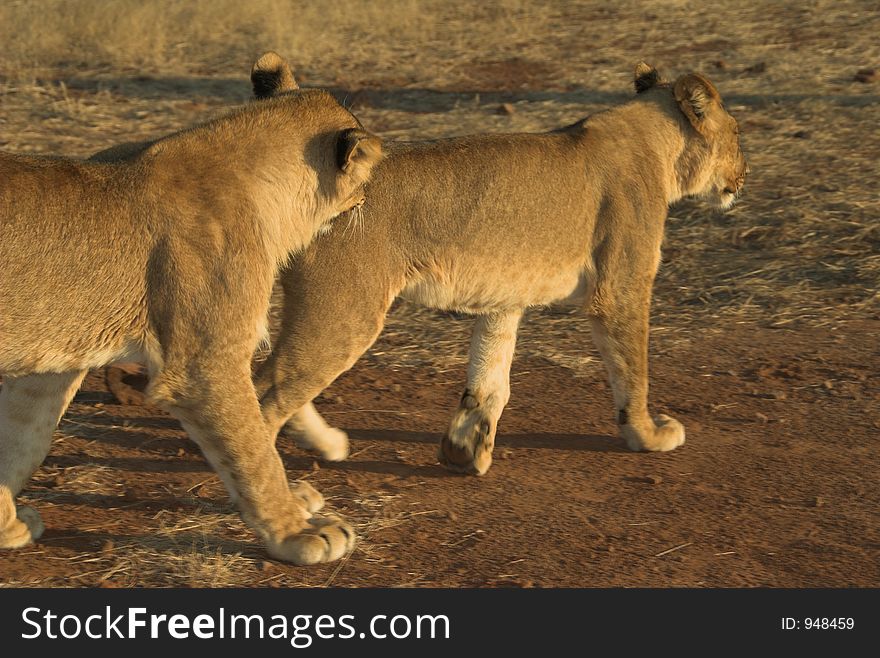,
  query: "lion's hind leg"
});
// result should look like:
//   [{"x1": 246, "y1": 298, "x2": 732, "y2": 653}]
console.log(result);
[
  {"x1": 0, "y1": 371, "x2": 86, "y2": 548},
  {"x1": 283, "y1": 403, "x2": 349, "y2": 462},
  {"x1": 439, "y1": 310, "x2": 522, "y2": 476},
  {"x1": 152, "y1": 357, "x2": 354, "y2": 565}
]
